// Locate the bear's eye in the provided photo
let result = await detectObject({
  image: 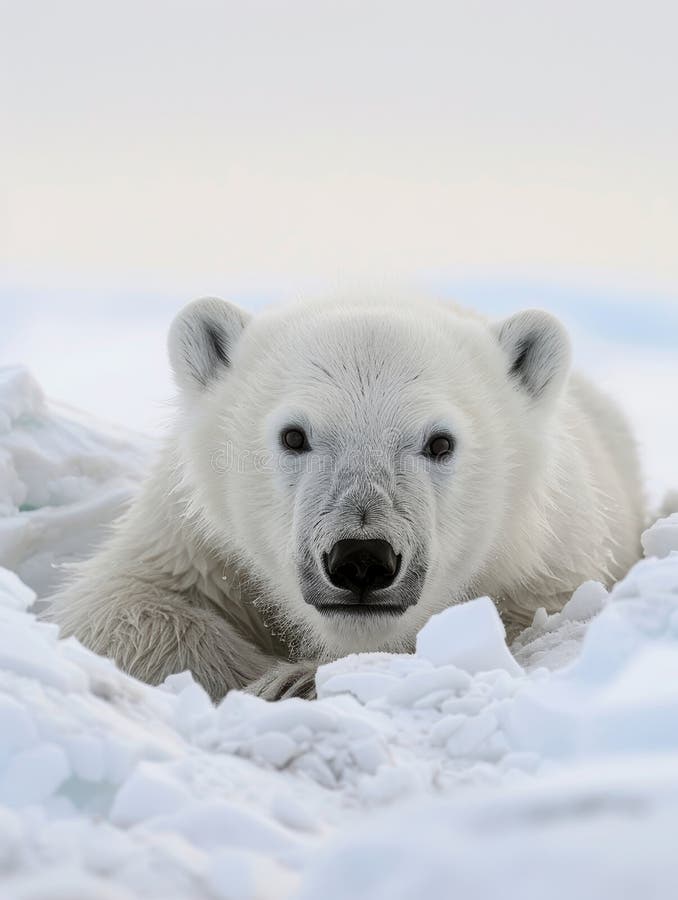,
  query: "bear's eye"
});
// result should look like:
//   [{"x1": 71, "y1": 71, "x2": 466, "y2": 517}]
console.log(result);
[
  {"x1": 281, "y1": 427, "x2": 310, "y2": 453},
  {"x1": 425, "y1": 433, "x2": 454, "y2": 460}
]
